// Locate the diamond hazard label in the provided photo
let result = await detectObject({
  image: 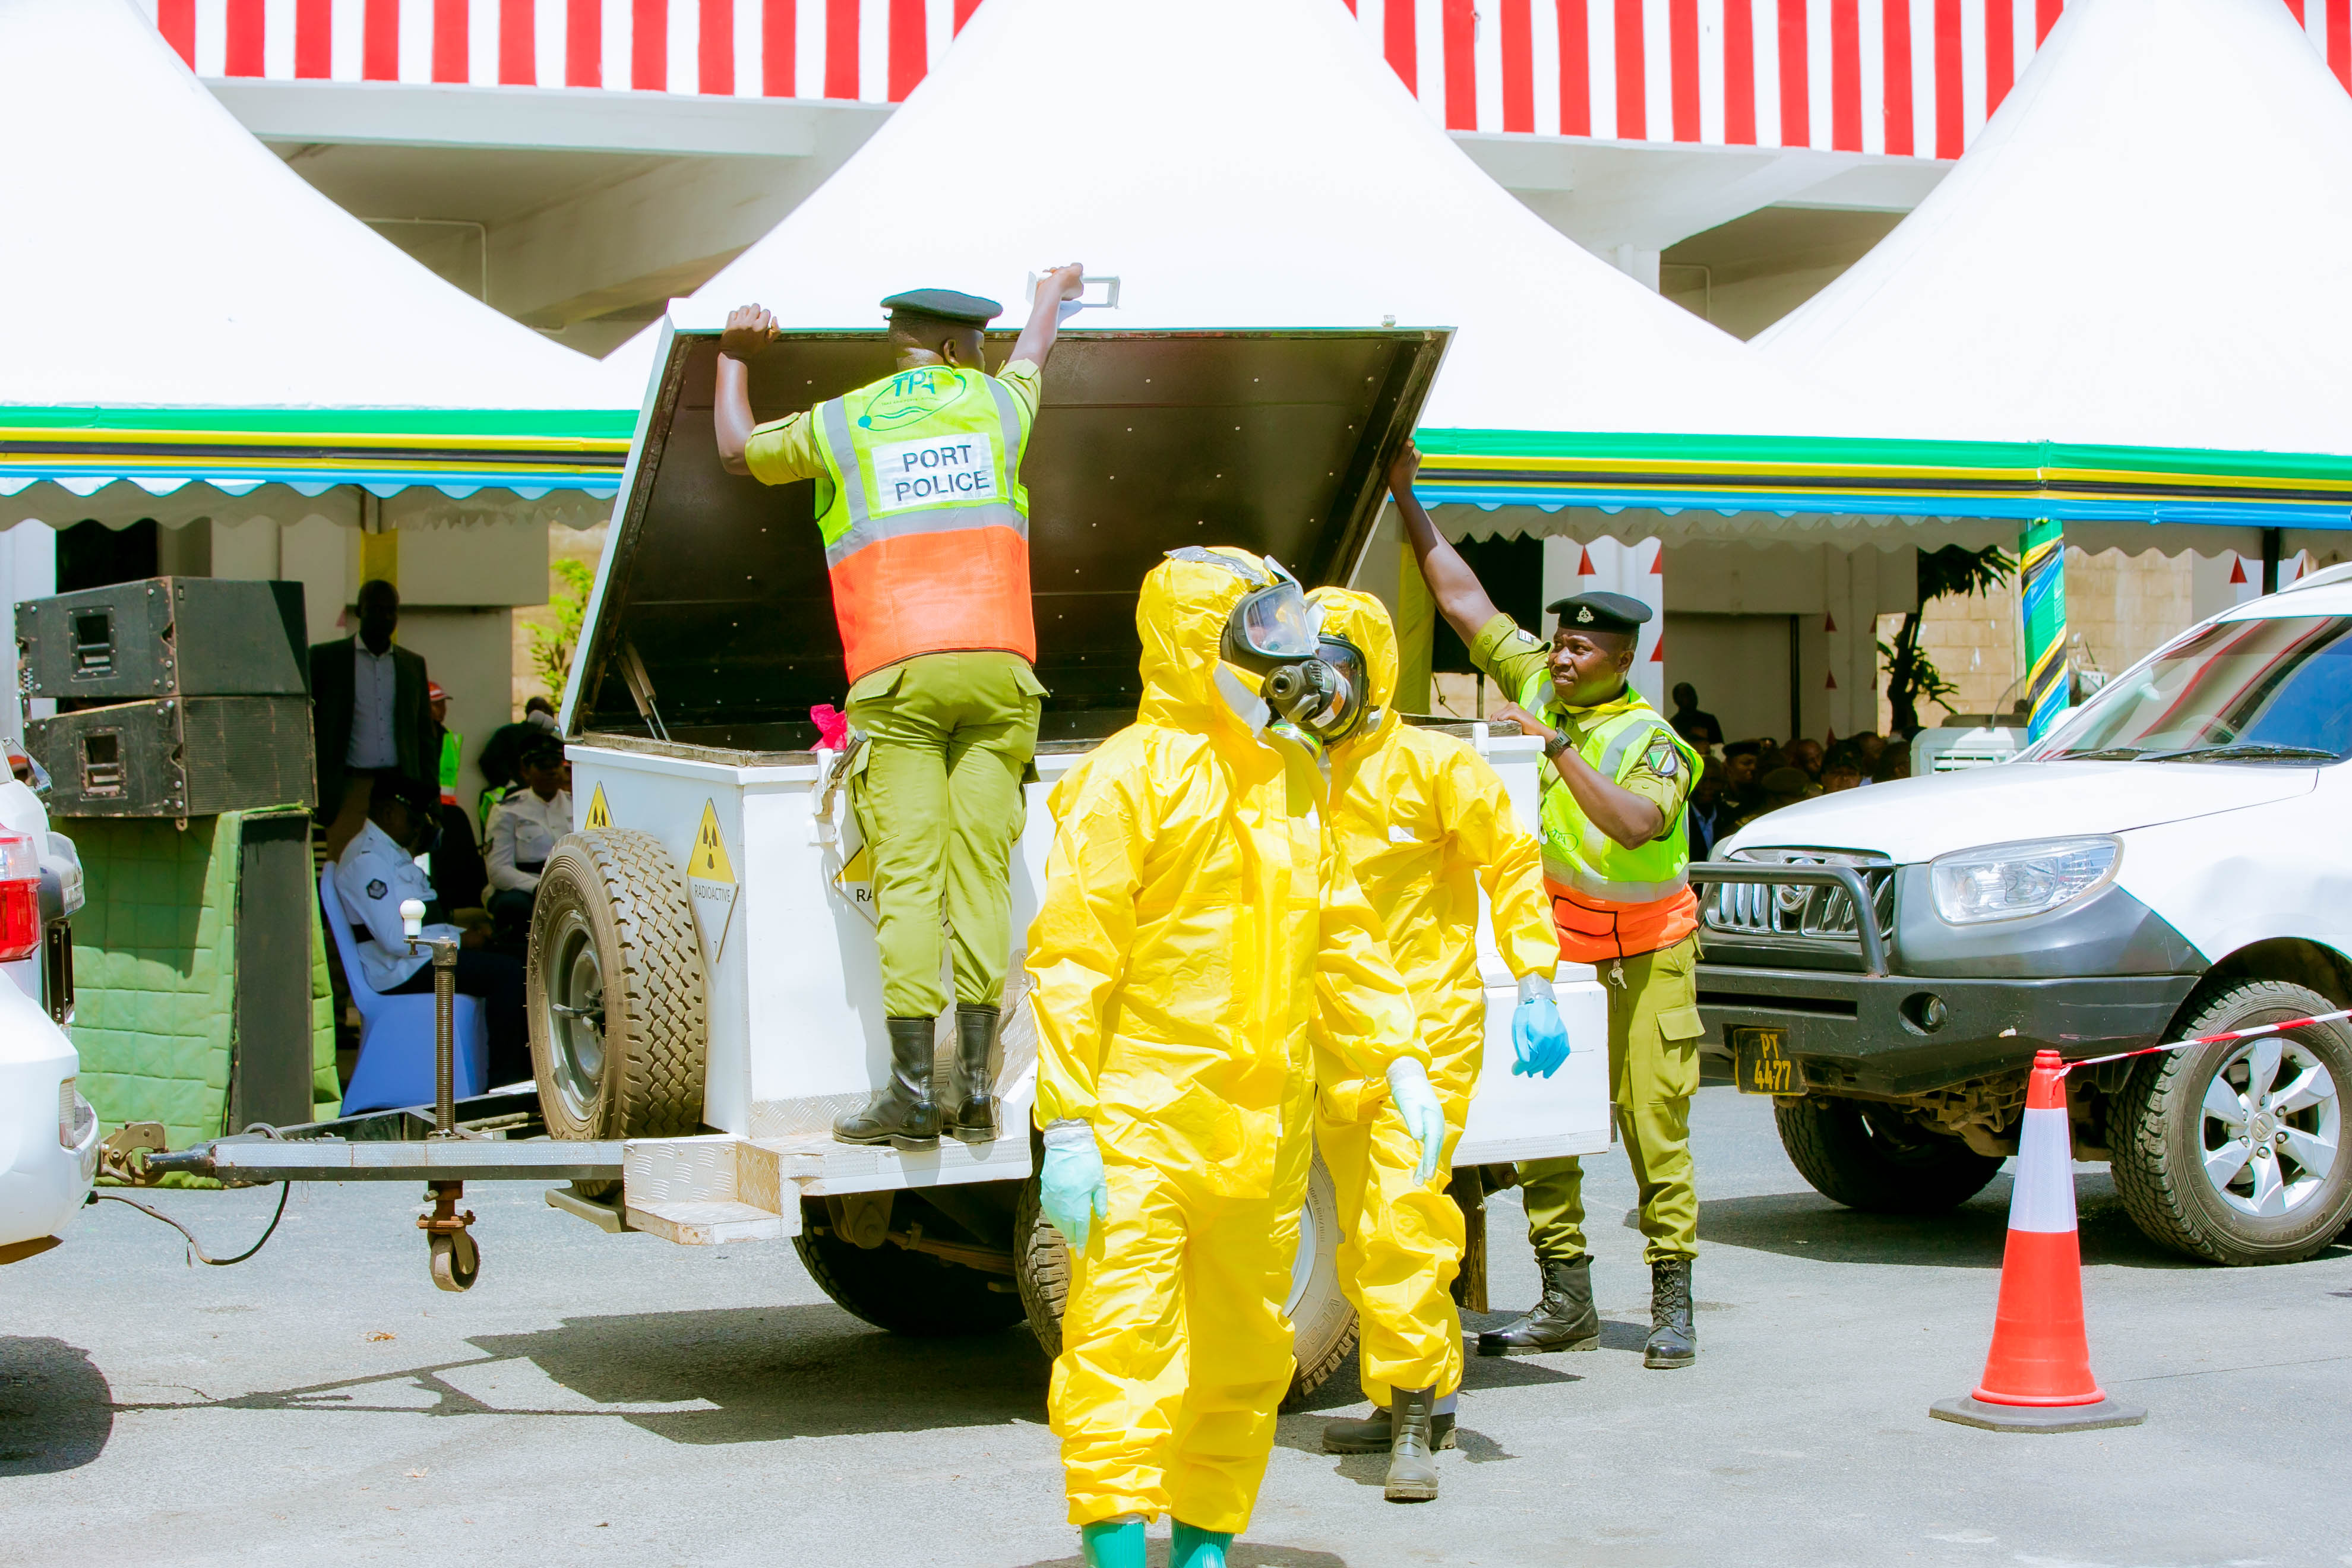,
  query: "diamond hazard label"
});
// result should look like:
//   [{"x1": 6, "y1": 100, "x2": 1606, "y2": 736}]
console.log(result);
[
  {"x1": 687, "y1": 799, "x2": 739, "y2": 962},
  {"x1": 688, "y1": 801, "x2": 735, "y2": 883}
]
